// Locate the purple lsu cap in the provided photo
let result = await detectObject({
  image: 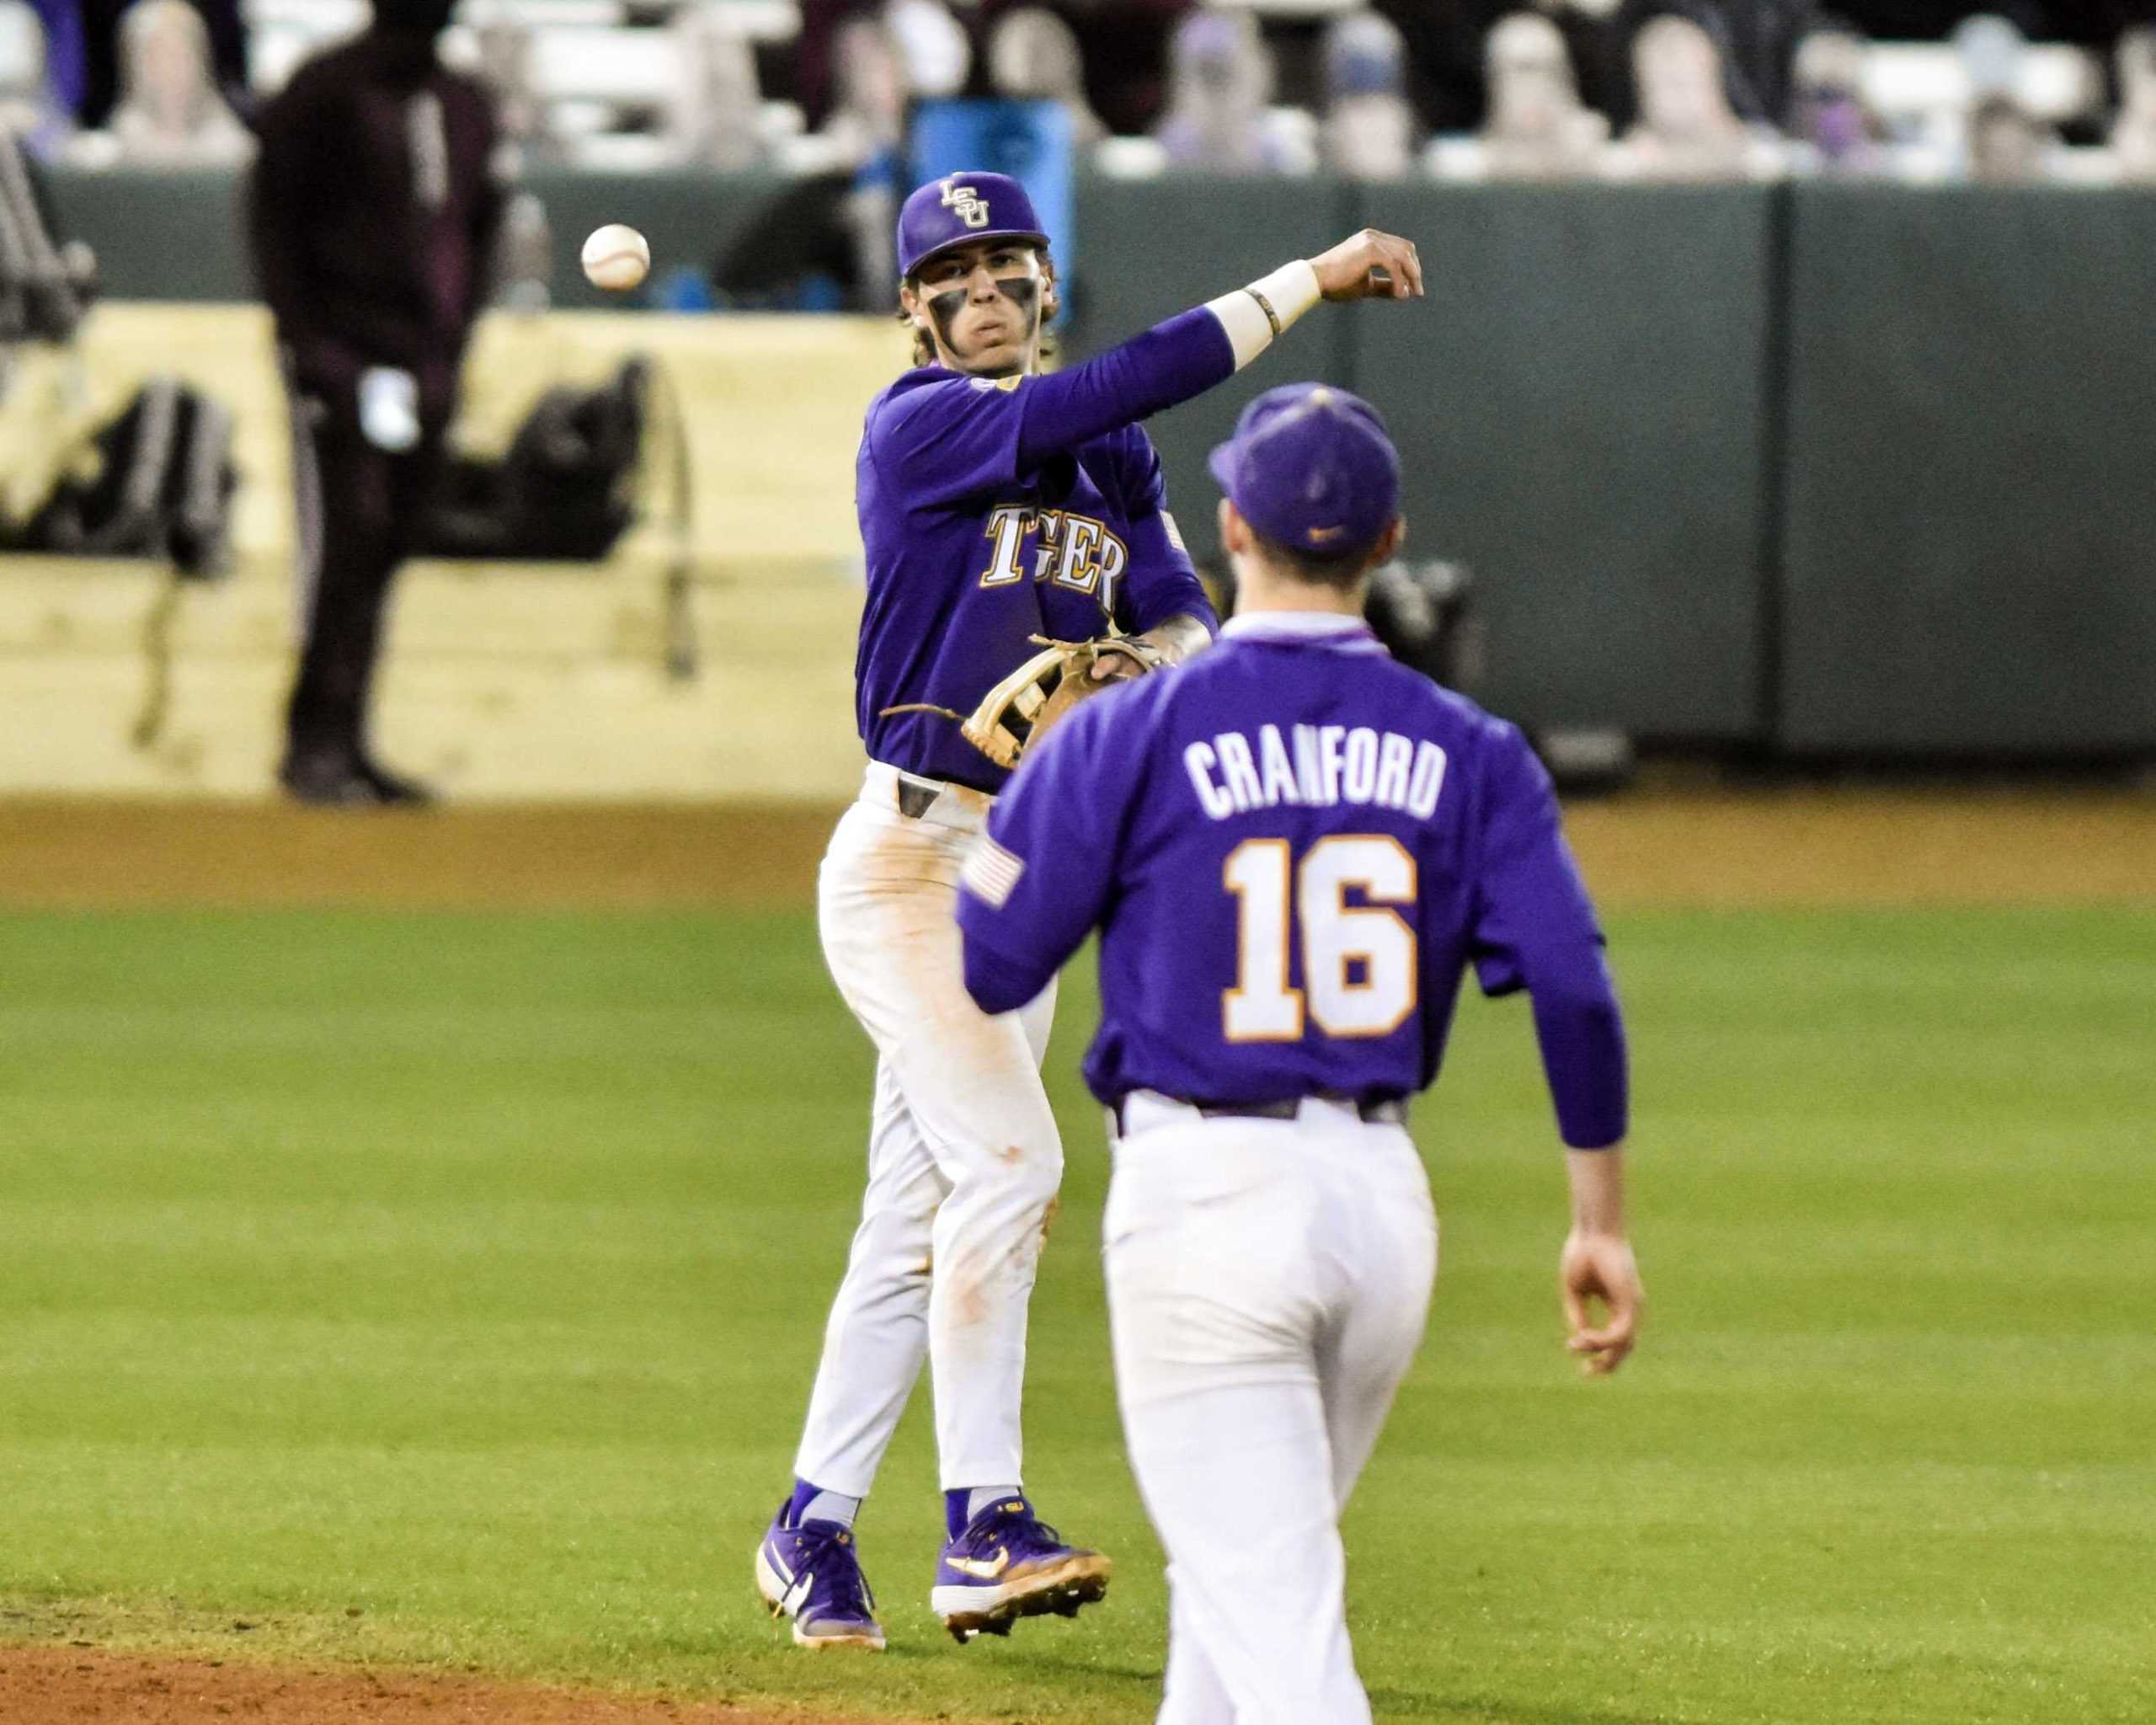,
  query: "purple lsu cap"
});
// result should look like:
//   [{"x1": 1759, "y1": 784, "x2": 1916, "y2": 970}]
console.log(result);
[
  {"x1": 1208, "y1": 383, "x2": 1401, "y2": 559},
  {"x1": 897, "y1": 172, "x2": 1050, "y2": 280}
]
